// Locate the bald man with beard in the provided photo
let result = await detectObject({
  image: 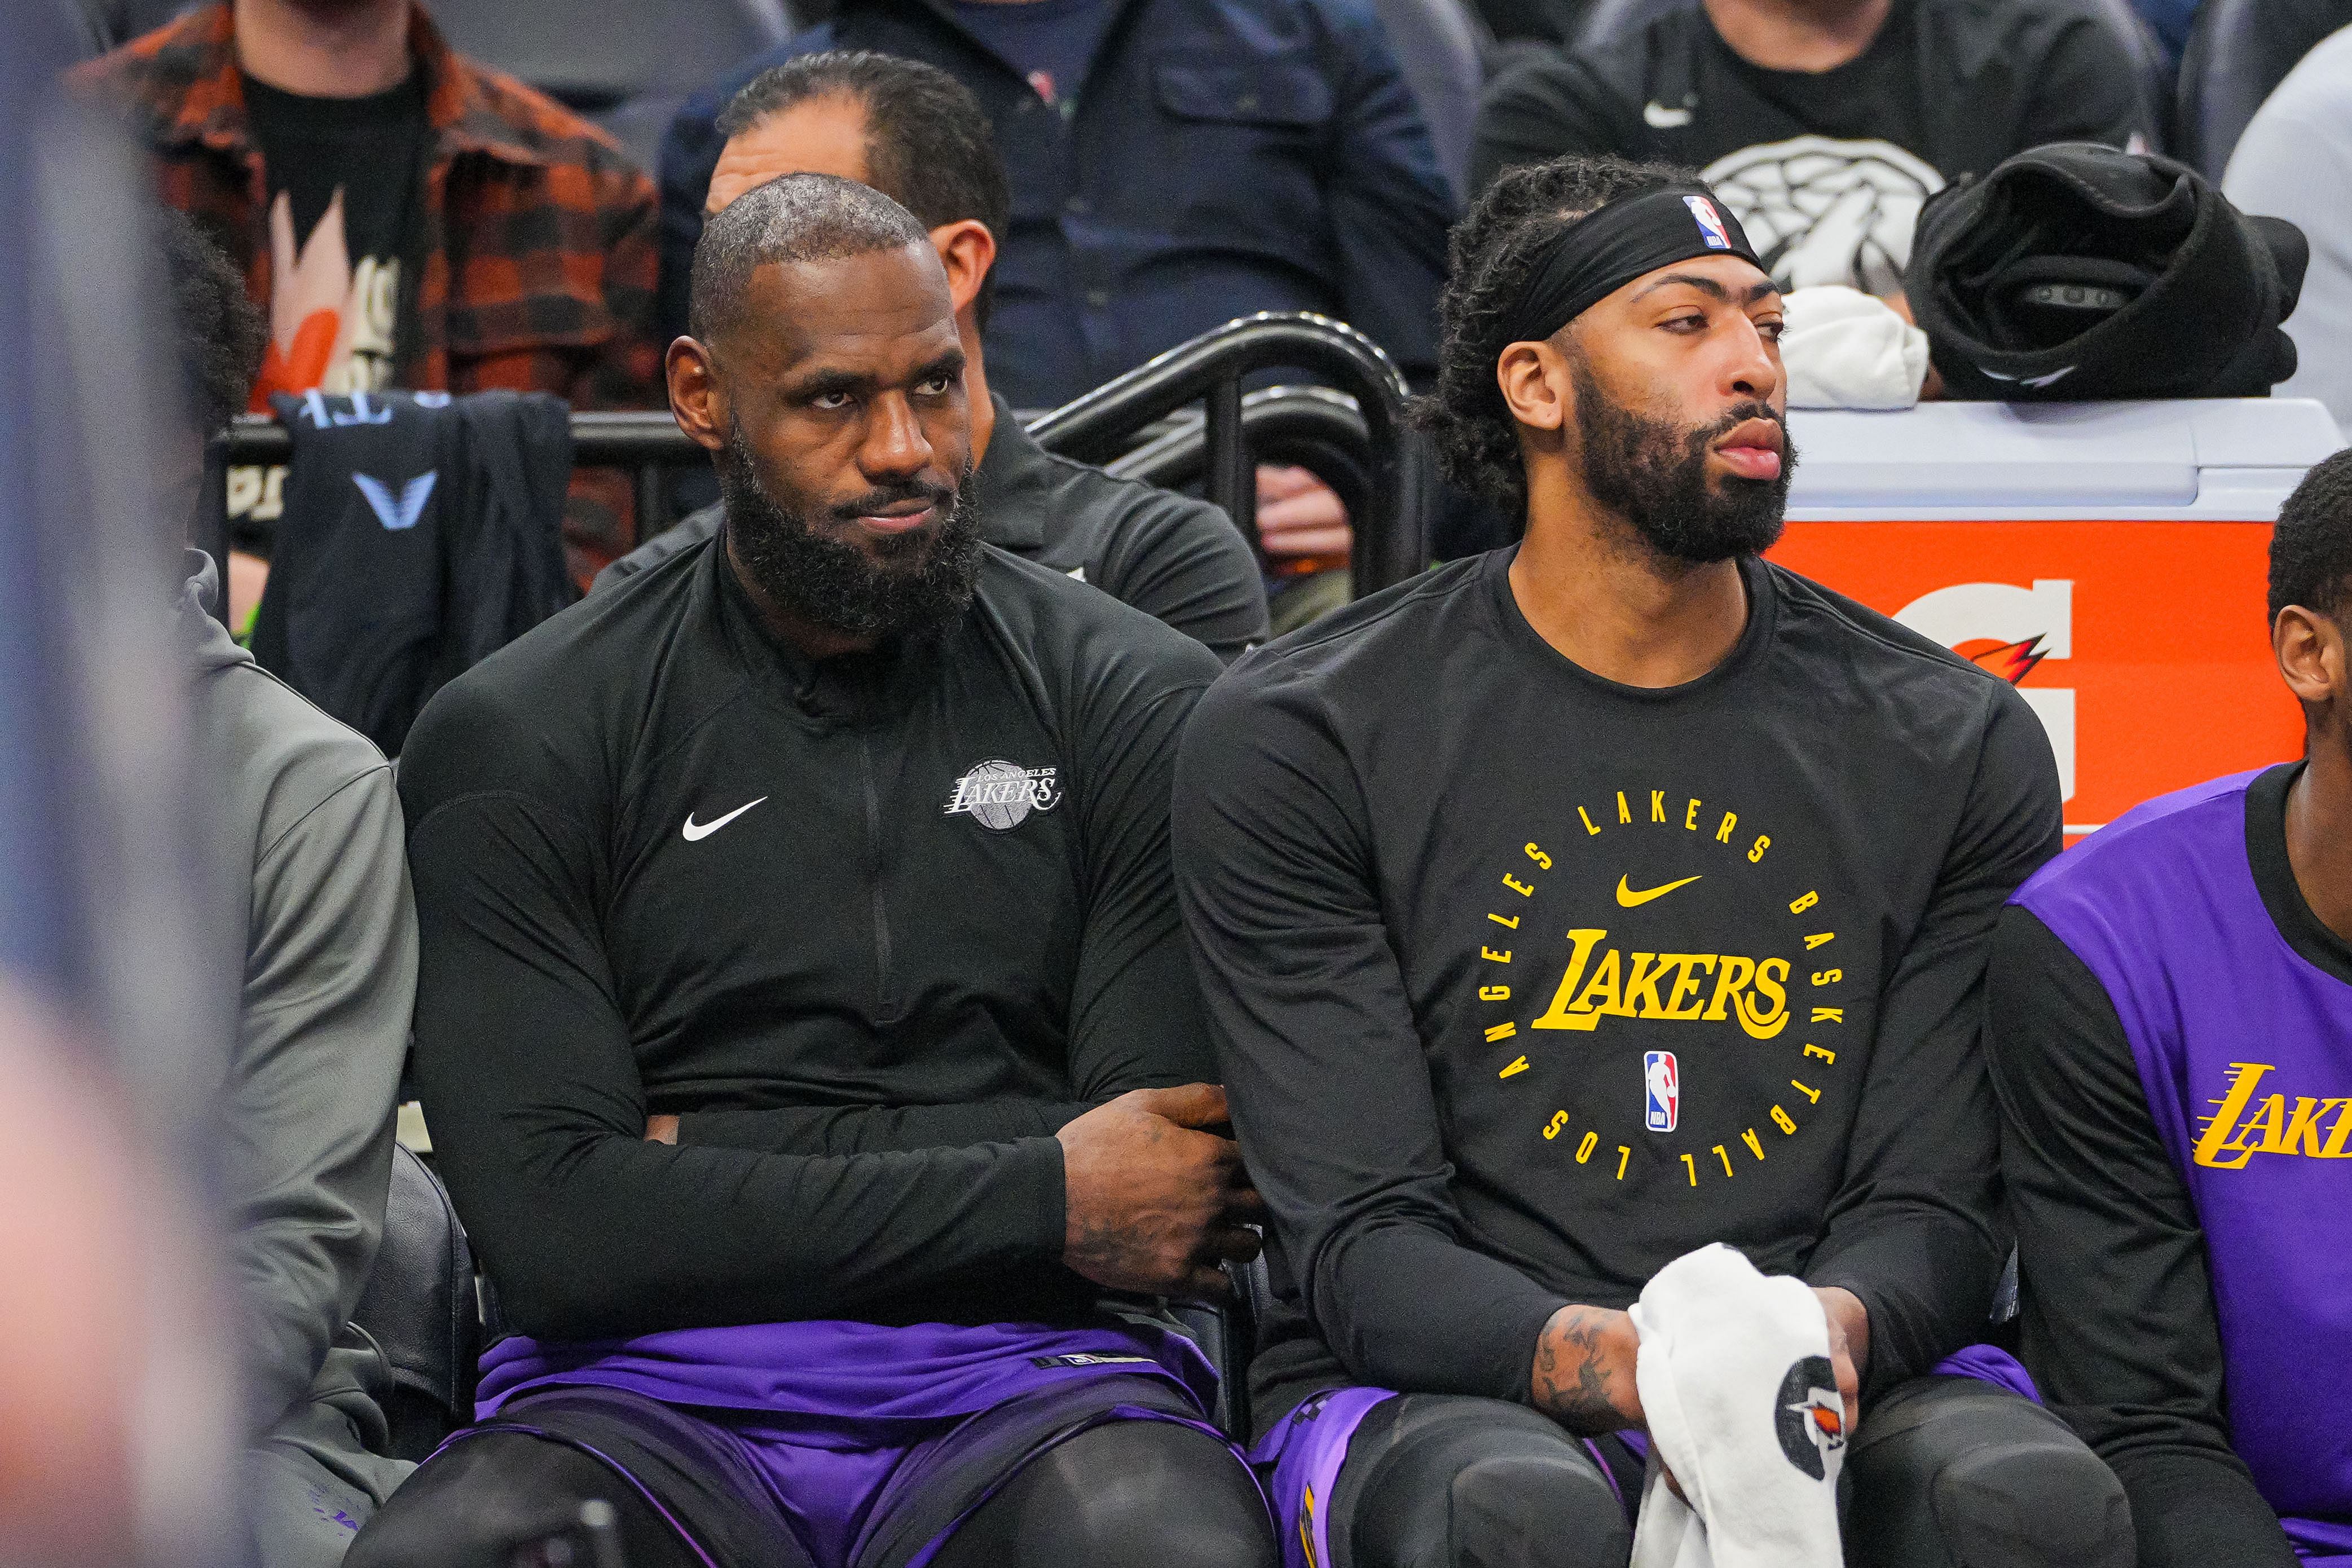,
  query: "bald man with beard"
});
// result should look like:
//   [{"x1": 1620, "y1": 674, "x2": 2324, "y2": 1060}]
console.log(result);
[{"x1": 349, "y1": 173, "x2": 1275, "y2": 1568}]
